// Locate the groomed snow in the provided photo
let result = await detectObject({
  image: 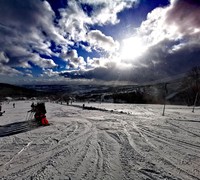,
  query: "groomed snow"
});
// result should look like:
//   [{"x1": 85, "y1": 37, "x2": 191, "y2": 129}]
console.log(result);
[{"x1": 0, "y1": 101, "x2": 200, "y2": 180}]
